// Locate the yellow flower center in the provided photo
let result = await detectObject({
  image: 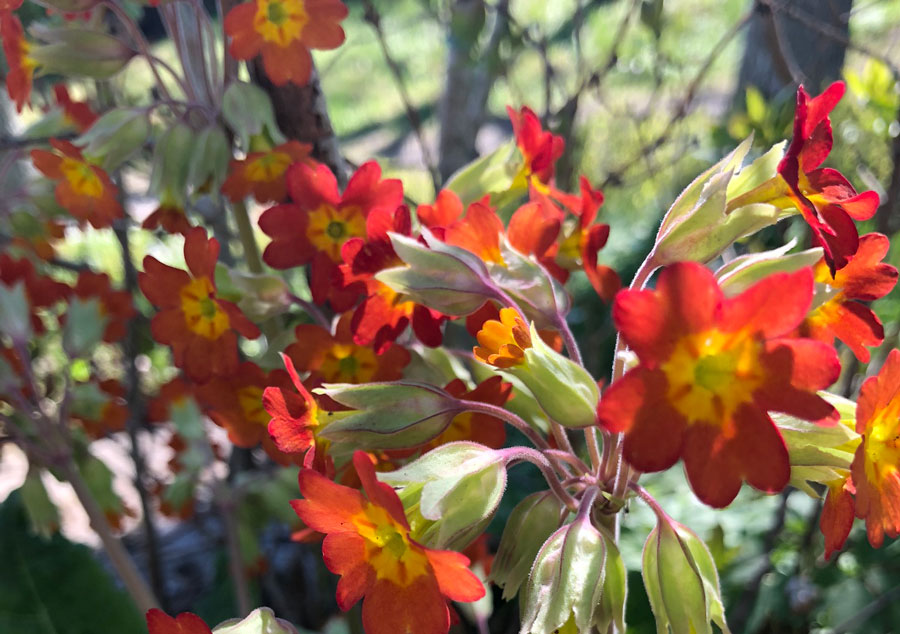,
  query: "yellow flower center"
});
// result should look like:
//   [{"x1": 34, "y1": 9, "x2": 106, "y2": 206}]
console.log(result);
[
  {"x1": 661, "y1": 329, "x2": 764, "y2": 426},
  {"x1": 319, "y1": 343, "x2": 378, "y2": 383},
  {"x1": 244, "y1": 151, "x2": 292, "y2": 183},
  {"x1": 180, "y1": 276, "x2": 231, "y2": 340},
  {"x1": 253, "y1": 0, "x2": 309, "y2": 47},
  {"x1": 352, "y1": 503, "x2": 430, "y2": 587},
  {"x1": 60, "y1": 157, "x2": 103, "y2": 198},
  {"x1": 237, "y1": 385, "x2": 269, "y2": 426},
  {"x1": 306, "y1": 204, "x2": 367, "y2": 262},
  {"x1": 863, "y1": 399, "x2": 900, "y2": 486}
]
